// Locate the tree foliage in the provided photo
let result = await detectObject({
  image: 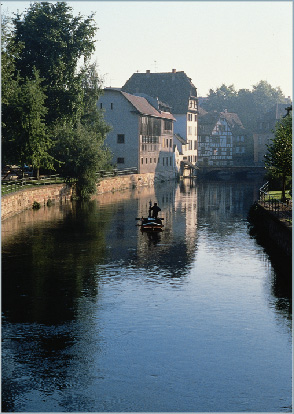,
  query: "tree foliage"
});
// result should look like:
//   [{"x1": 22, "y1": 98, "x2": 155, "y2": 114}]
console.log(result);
[
  {"x1": 202, "y1": 81, "x2": 289, "y2": 132},
  {"x1": 2, "y1": 2, "x2": 112, "y2": 198},
  {"x1": 264, "y1": 113, "x2": 292, "y2": 200},
  {"x1": 11, "y1": 1, "x2": 97, "y2": 124},
  {"x1": 2, "y1": 69, "x2": 52, "y2": 177}
]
